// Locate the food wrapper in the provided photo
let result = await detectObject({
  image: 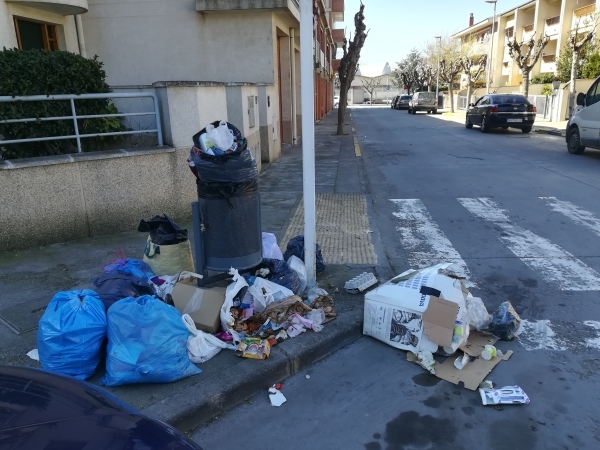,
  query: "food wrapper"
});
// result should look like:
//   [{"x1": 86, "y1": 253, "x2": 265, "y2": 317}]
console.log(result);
[
  {"x1": 236, "y1": 338, "x2": 271, "y2": 360},
  {"x1": 479, "y1": 386, "x2": 530, "y2": 405}
]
